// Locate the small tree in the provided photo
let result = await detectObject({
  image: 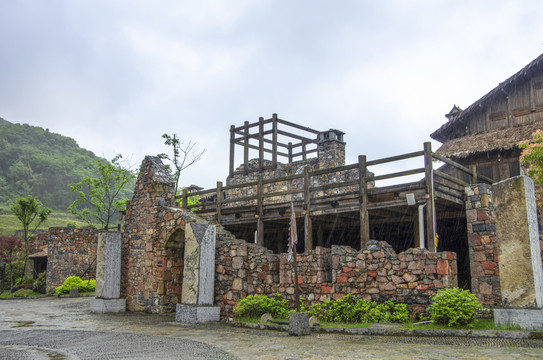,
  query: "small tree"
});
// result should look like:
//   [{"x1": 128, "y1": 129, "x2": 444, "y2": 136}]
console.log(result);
[
  {"x1": 68, "y1": 155, "x2": 135, "y2": 230},
  {"x1": 10, "y1": 195, "x2": 51, "y2": 281},
  {"x1": 158, "y1": 134, "x2": 205, "y2": 194},
  {"x1": 520, "y1": 129, "x2": 543, "y2": 209},
  {"x1": 0, "y1": 236, "x2": 24, "y2": 291}
]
